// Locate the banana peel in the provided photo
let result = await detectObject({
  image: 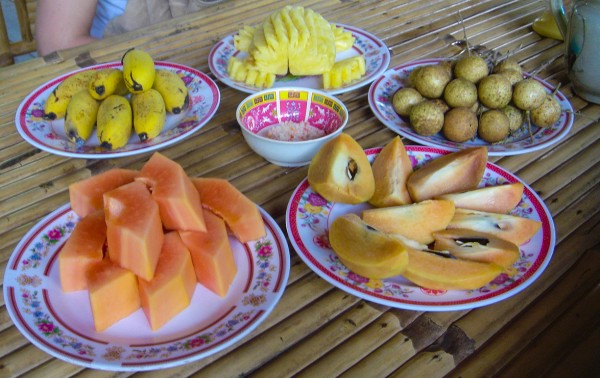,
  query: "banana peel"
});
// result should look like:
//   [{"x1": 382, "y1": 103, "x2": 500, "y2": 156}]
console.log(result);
[{"x1": 532, "y1": 11, "x2": 563, "y2": 41}]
